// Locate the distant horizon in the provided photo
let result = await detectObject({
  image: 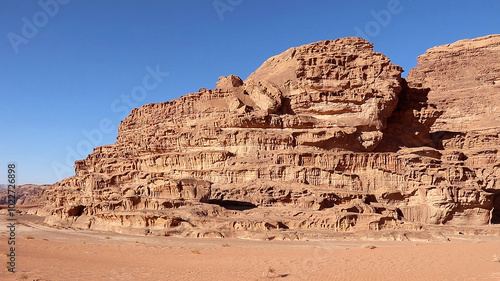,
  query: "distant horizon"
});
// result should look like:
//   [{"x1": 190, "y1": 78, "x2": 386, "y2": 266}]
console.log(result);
[
  {"x1": 2, "y1": 0, "x2": 499, "y2": 185},
  {"x1": 0, "y1": 183, "x2": 53, "y2": 188}
]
